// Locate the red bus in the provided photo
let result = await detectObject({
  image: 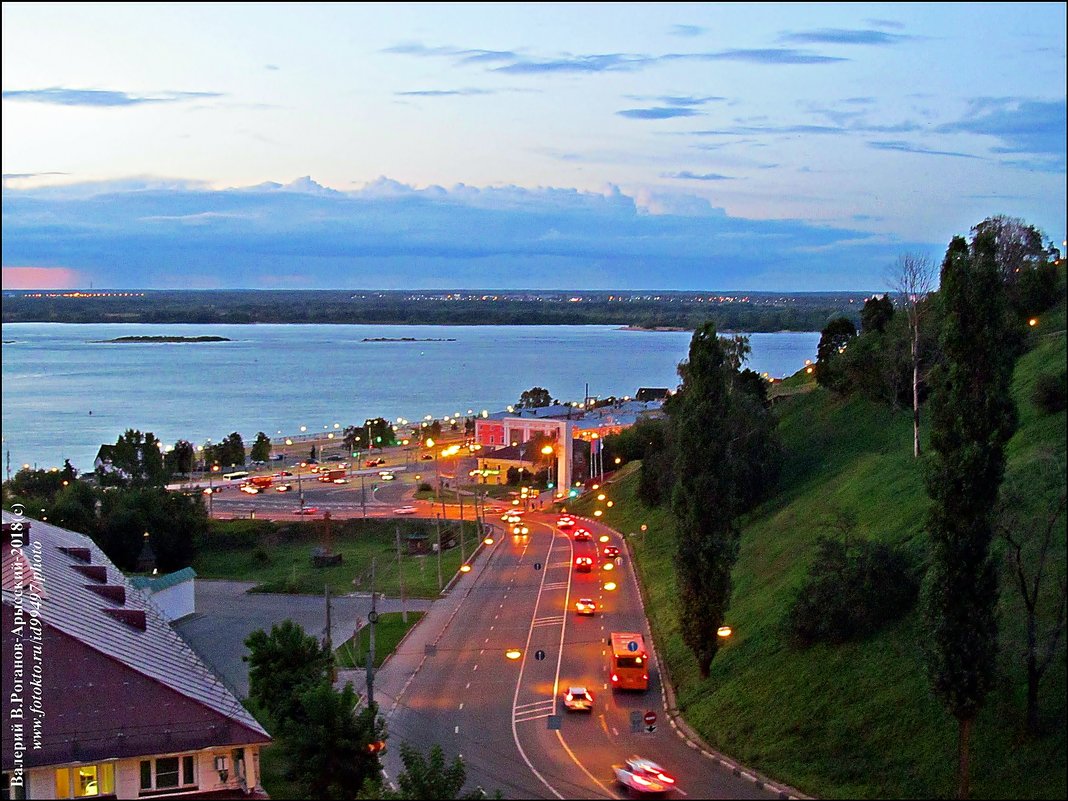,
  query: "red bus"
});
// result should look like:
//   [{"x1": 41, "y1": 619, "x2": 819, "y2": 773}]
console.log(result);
[{"x1": 609, "y1": 632, "x2": 649, "y2": 691}]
